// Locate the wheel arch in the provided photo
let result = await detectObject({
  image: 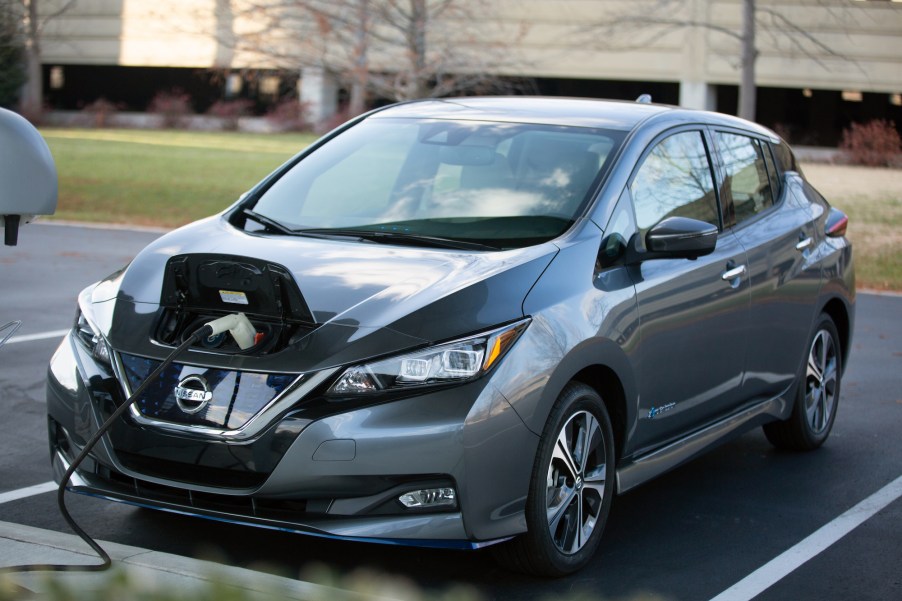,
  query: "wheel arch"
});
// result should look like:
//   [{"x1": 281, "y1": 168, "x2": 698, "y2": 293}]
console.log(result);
[
  {"x1": 820, "y1": 296, "x2": 852, "y2": 375},
  {"x1": 571, "y1": 365, "x2": 628, "y2": 463},
  {"x1": 527, "y1": 339, "x2": 638, "y2": 465}
]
